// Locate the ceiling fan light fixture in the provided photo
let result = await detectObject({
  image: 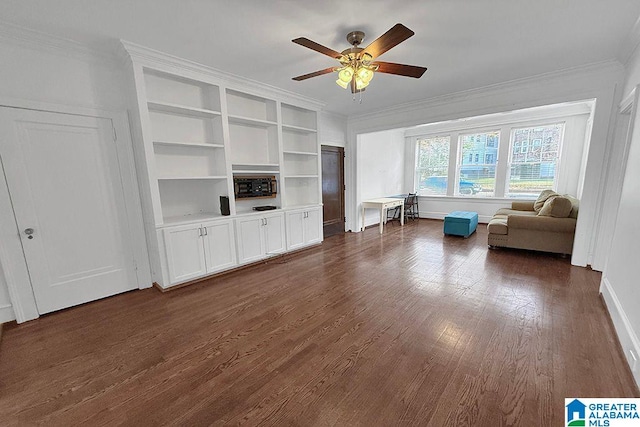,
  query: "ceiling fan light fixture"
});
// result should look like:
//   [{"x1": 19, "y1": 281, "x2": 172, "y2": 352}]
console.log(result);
[
  {"x1": 356, "y1": 66, "x2": 374, "y2": 84},
  {"x1": 293, "y1": 24, "x2": 427, "y2": 97},
  {"x1": 355, "y1": 77, "x2": 370, "y2": 90},
  {"x1": 361, "y1": 52, "x2": 373, "y2": 65},
  {"x1": 338, "y1": 66, "x2": 354, "y2": 82},
  {"x1": 336, "y1": 78, "x2": 349, "y2": 89}
]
